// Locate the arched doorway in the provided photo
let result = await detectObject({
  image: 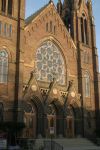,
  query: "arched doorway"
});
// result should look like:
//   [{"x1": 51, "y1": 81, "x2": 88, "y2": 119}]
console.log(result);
[
  {"x1": 23, "y1": 103, "x2": 37, "y2": 138},
  {"x1": 47, "y1": 104, "x2": 56, "y2": 137},
  {"x1": 66, "y1": 106, "x2": 75, "y2": 138}
]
